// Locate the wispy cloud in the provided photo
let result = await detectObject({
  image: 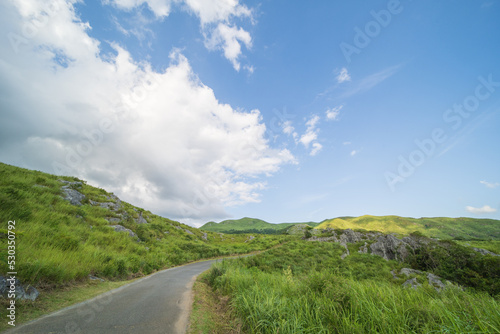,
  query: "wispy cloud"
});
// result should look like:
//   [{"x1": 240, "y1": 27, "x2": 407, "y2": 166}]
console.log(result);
[
  {"x1": 299, "y1": 115, "x2": 320, "y2": 147},
  {"x1": 296, "y1": 115, "x2": 322, "y2": 156},
  {"x1": 336, "y1": 67, "x2": 351, "y2": 83},
  {"x1": 326, "y1": 105, "x2": 342, "y2": 121},
  {"x1": 282, "y1": 120, "x2": 295, "y2": 135},
  {"x1": 310, "y1": 142, "x2": 323, "y2": 156},
  {"x1": 350, "y1": 150, "x2": 358, "y2": 157},
  {"x1": 465, "y1": 205, "x2": 497, "y2": 214},
  {"x1": 480, "y1": 180, "x2": 500, "y2": 188},
  {"x1": 339, "y1": 64, "x2": 402, "y2": 98}
]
